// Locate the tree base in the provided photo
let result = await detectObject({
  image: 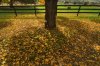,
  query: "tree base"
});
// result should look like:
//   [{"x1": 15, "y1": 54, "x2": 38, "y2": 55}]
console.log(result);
[{"x1": 45, "y1": 0, "x2": 58, "y2": 30}]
